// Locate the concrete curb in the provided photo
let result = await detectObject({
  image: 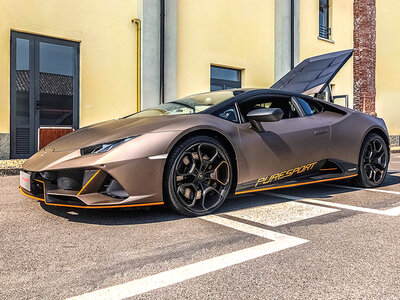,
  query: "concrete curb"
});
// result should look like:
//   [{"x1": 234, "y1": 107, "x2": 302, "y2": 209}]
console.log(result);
[
  {"x1": 0, "y1": 168, "x2": 21, "y2": 176},
  {"x1": 390, "y1": 147, "x2": 400, "y2": 153},
  {"x1": 0, "y1": 159, "x2": 26, "y2": 176}
]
